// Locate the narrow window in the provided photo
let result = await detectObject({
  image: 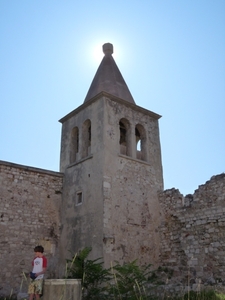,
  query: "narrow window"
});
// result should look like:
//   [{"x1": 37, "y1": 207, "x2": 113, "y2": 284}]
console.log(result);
[
  {"x1": 70, "y1": 127, "x2": 79, "y2": 164},
  {"x1": 119, "y1": 118, "x2": 131, "y2": 156},
  {"x1": 135, "y1": 124, "x2": 146, "y2": 161},
  {"x1": 119, "y1": 121, "x2": 126, "y2": 155},
  {"x1": 88, "y1": 124, "x2": 91, "y2": 148},
  {"x1": 82, "y1": 119, "x2": 91, "y2": 158},
  {"x1": 76, "y1": 191, "x2": 83, "y2": 205},
  {"x1": 136, "y1": 127, "x2": 141, "y2": 151}
]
